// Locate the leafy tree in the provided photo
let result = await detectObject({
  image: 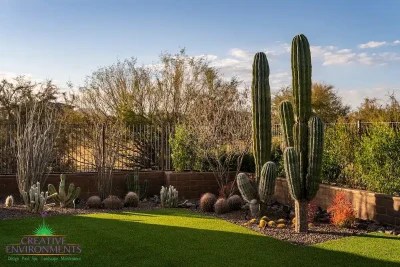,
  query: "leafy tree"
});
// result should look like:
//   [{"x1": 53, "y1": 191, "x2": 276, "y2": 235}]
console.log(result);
[{"x1": 272, "y1": 83, "x2": 350, "y2": 123}]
